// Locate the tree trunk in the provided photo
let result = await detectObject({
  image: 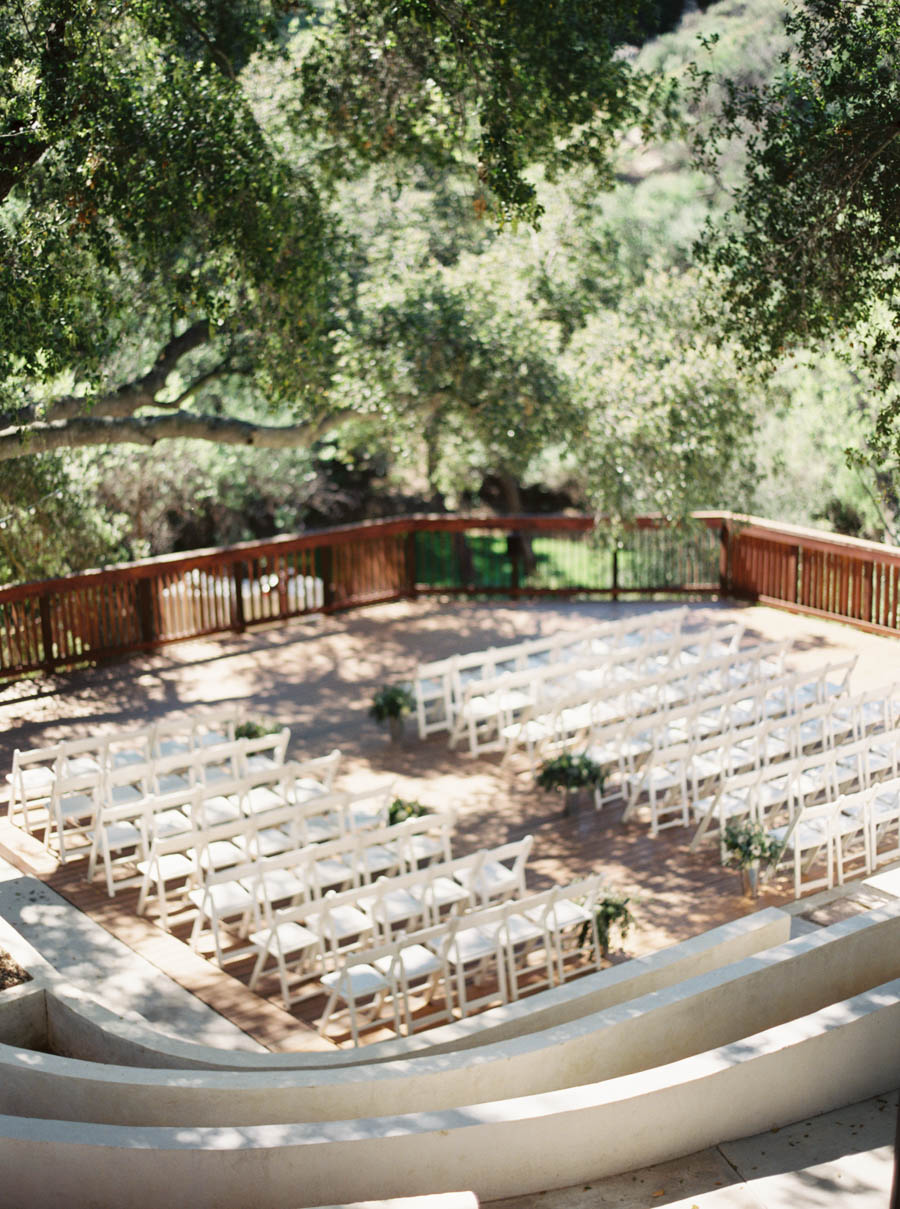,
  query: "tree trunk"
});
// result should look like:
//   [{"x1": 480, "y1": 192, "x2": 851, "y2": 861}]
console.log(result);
[{"x1": 497, "y1": 472, "x2": 536, "y2": 575}]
